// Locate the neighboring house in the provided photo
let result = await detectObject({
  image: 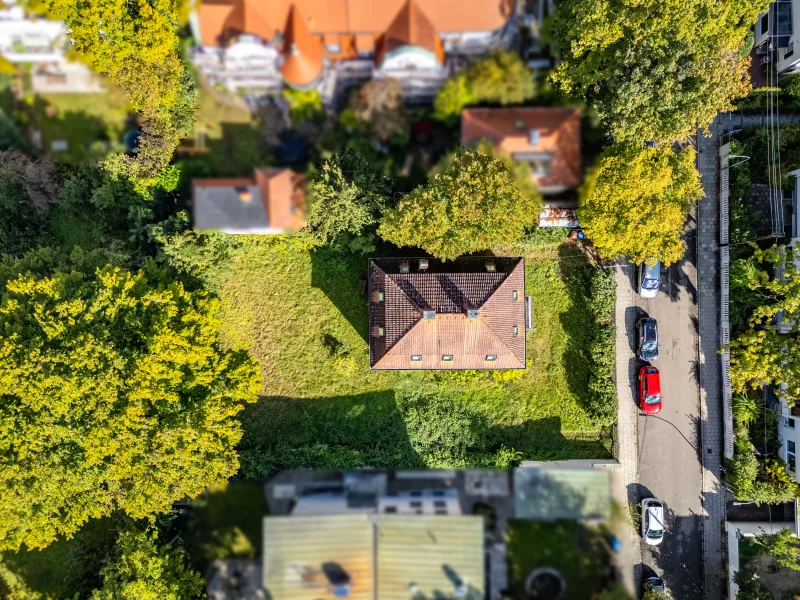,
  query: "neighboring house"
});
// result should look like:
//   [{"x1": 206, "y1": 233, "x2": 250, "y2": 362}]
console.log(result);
[
  {"x1": 368, "y1": 256, "x2": 527, "y2": 370},
  {"x1": 0, "y1": 1, "x2": 102, "y2": 93},
  {"x1": 461, "y1": 107, "x2": 582, "y2": 227},
  {"x1": 754, "y1": 0, "x2": 800, "y2": 77},
  {"x1": 190, "y1": 0, "x2": 518, "y2": 103},
  {"x1": 777, "y1": 170, "x2": 800, "y2": 483},
  {"x1": 191, "y1": 168, "x2": 306, "y2": 234}
]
